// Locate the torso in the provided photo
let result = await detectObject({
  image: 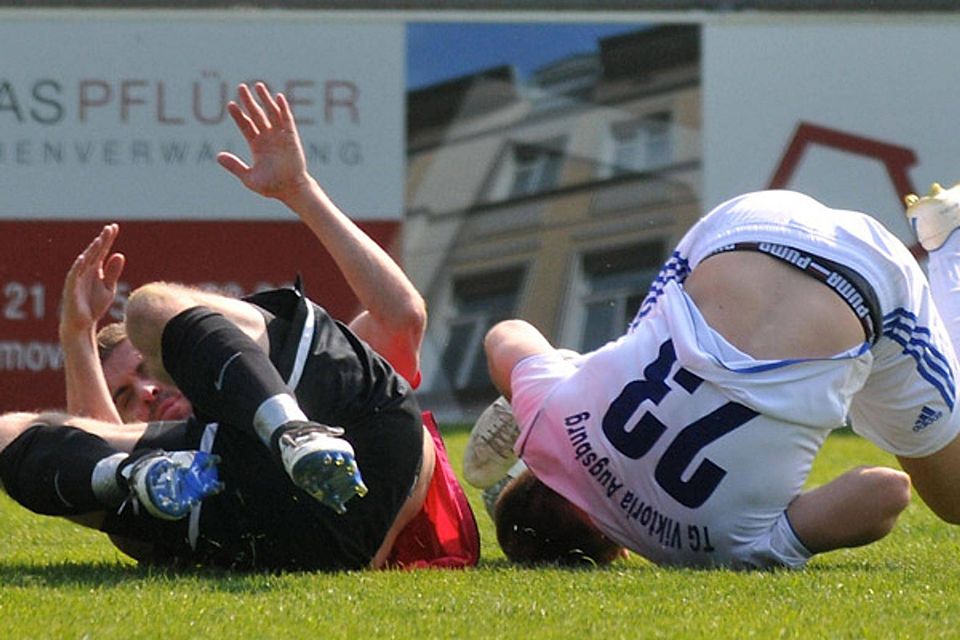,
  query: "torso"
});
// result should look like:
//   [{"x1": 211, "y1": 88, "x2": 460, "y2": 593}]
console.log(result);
[
  {"x1": 515, "y1": 270, "x2": 874, "y2": 567},
  {"x1": 684, "y1": 251, "x2": 866, "y2": 360}
]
